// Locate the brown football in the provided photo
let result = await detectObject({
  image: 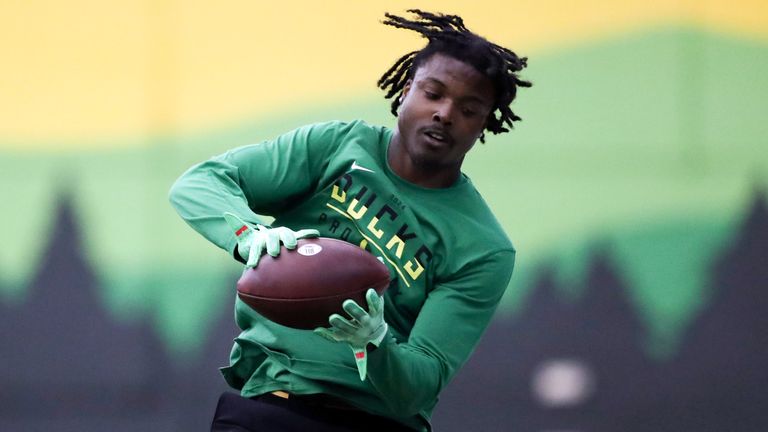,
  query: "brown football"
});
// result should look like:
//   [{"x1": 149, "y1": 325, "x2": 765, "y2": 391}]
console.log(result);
[{"x1": 236, "y1": 237, "x2": 391, "y2": 329}]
